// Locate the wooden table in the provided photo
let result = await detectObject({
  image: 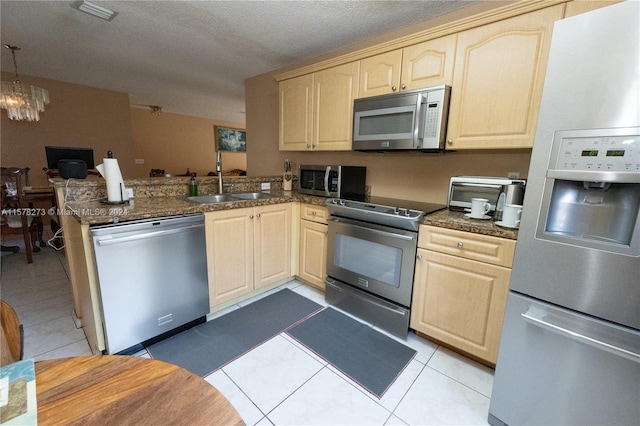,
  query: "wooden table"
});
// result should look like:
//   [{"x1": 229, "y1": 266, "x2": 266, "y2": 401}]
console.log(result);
[
  {"x1": 35, "y1": 355, "x2": 245, "y2": 425},
  {"x1": 22, "y1": 186, "x2": 55, "y2": 203}
]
